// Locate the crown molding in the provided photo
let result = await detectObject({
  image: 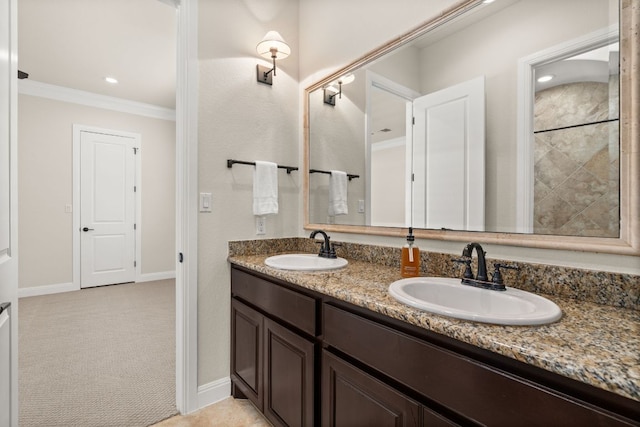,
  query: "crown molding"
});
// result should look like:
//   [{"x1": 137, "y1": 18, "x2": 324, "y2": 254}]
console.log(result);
[{"x1": 18, "y1": 79, "x2": 176, "y2": 122}]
